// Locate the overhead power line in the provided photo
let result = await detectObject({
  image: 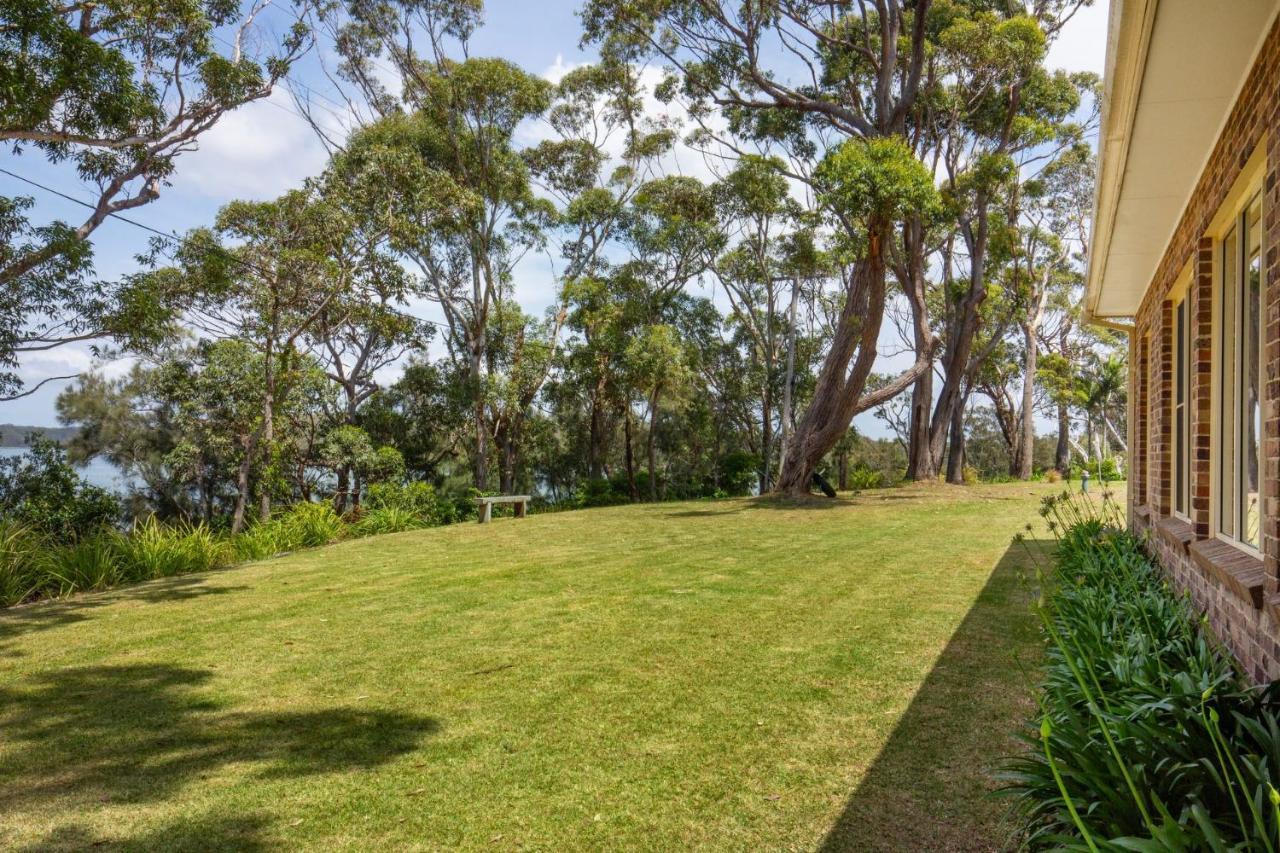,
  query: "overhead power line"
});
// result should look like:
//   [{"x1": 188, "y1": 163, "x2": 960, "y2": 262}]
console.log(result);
[{"x1": 0, "y1": 166, "x2": 450, "y2": 334}]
